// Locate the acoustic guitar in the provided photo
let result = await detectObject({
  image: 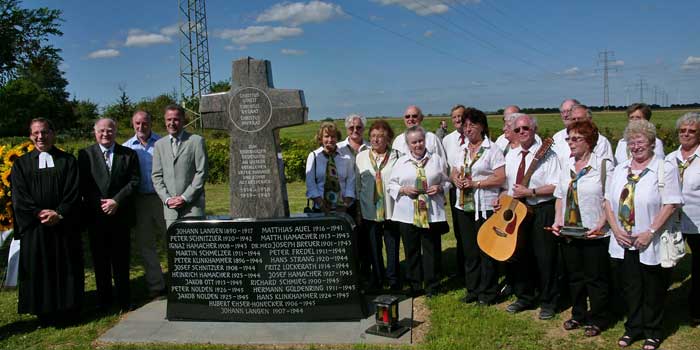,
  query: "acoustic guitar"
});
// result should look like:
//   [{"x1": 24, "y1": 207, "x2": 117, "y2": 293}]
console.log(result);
[{"x1": 477, "y1": 138, "x2": 554, "y2": 261}]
